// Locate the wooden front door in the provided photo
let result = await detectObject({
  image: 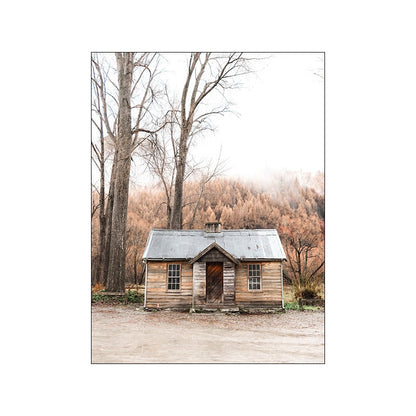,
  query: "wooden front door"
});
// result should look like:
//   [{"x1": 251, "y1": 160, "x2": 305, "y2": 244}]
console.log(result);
[{"x1": 206, "y1": 262, "x2": 223, "y2": 304}]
